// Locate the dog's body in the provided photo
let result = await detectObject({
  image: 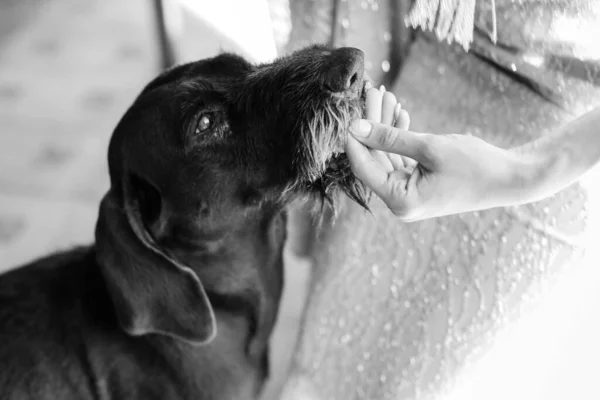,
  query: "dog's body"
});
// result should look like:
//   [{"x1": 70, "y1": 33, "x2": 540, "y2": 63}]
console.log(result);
[
  {"x1": 0, "y1": 46, "x2": 367, "y2": 399},
  {"x1": 0, "y1": 246, "x2": 277, "y2": 400}
]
